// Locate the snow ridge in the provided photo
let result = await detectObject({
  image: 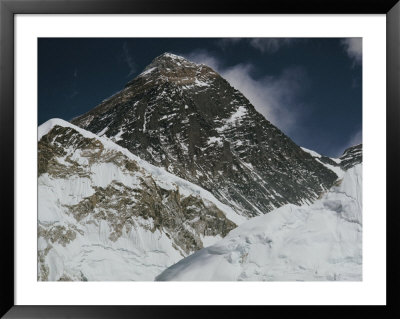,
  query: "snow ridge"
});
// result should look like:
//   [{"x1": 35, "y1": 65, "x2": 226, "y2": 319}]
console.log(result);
[{"x1": 39, "y1": 118, "x2": 246, "y2": 225}]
